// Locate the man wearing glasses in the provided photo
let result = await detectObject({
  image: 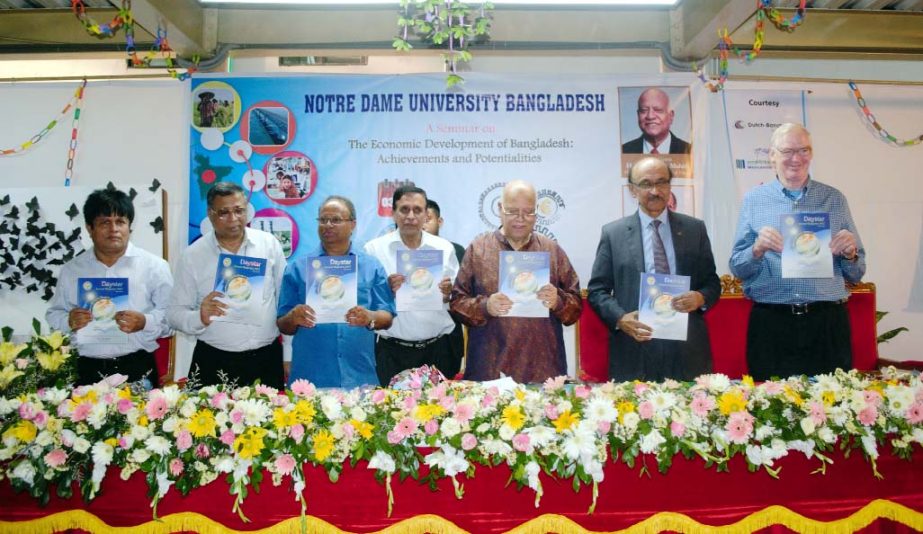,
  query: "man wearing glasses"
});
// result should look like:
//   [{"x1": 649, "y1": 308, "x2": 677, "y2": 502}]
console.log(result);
[
  {"x1": 363, "y1": 185, "x2": 460, "y2": 385},
  {"x1": 168, "y1": 182, "x2": 288, "y2": 388},
  {"x1": 588, "y1": 157, "x2": 719, "y2": 381},
  {"x1": 277, "y1": 195, "x2": 395, "y2": 388},
  {"x1": 450, "y1": 180, "x2": 581, "y2": 383},
  {"x1": 730, "y1": 123, "x2": 865, "y2": 380}
]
